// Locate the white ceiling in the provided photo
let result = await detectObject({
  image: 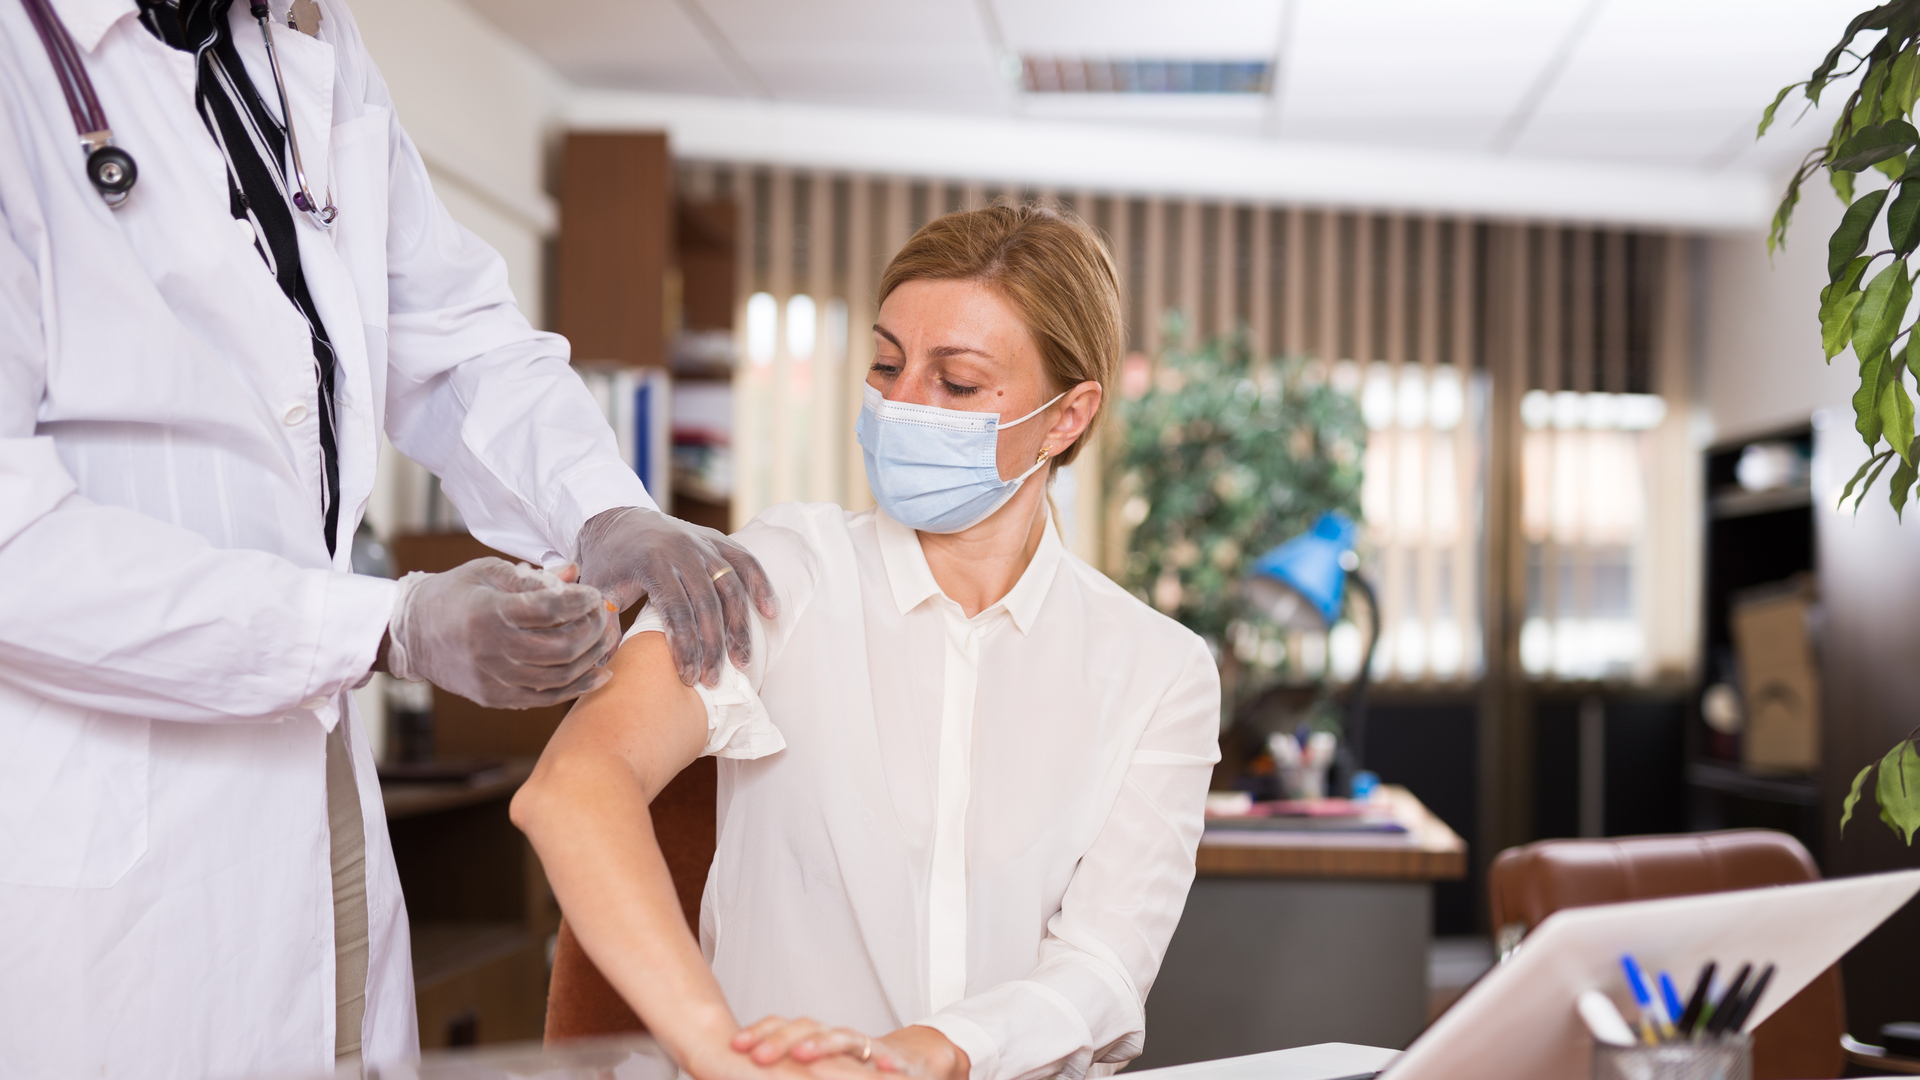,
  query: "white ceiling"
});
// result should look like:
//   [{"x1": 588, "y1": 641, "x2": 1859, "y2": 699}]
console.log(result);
[
  {"x1": 464, "y1": 0, "x2": 1866, "y2": 173},
  {"x1": 462, "y1": 0, "x2": 1876, "y2": 226}
]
